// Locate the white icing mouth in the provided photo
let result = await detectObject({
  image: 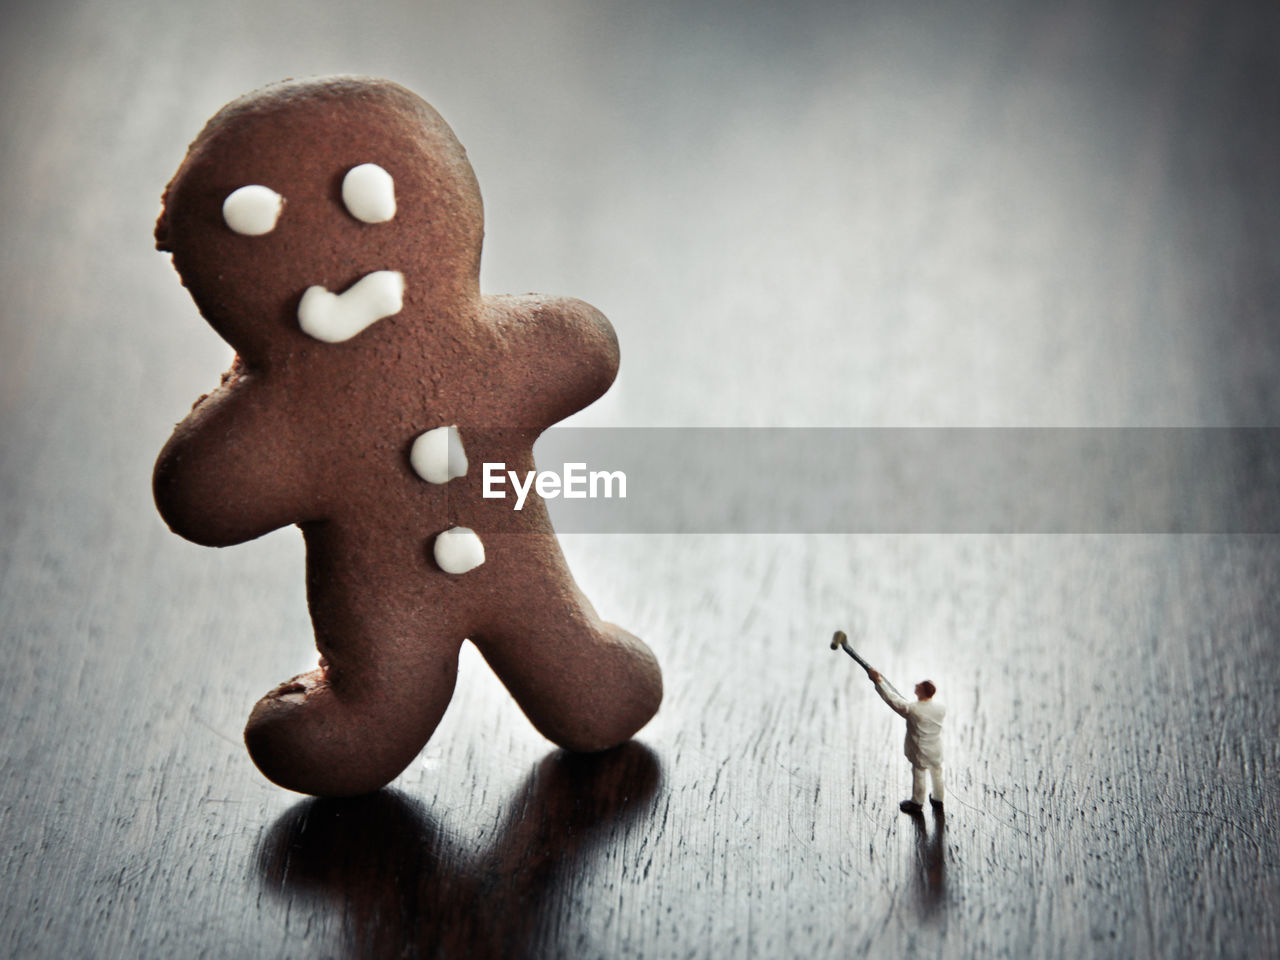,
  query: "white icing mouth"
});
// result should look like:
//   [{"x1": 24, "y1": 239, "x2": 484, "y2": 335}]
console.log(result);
[{"x1": 297, "y1": 270, "x2": 405, "y2": 343}]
